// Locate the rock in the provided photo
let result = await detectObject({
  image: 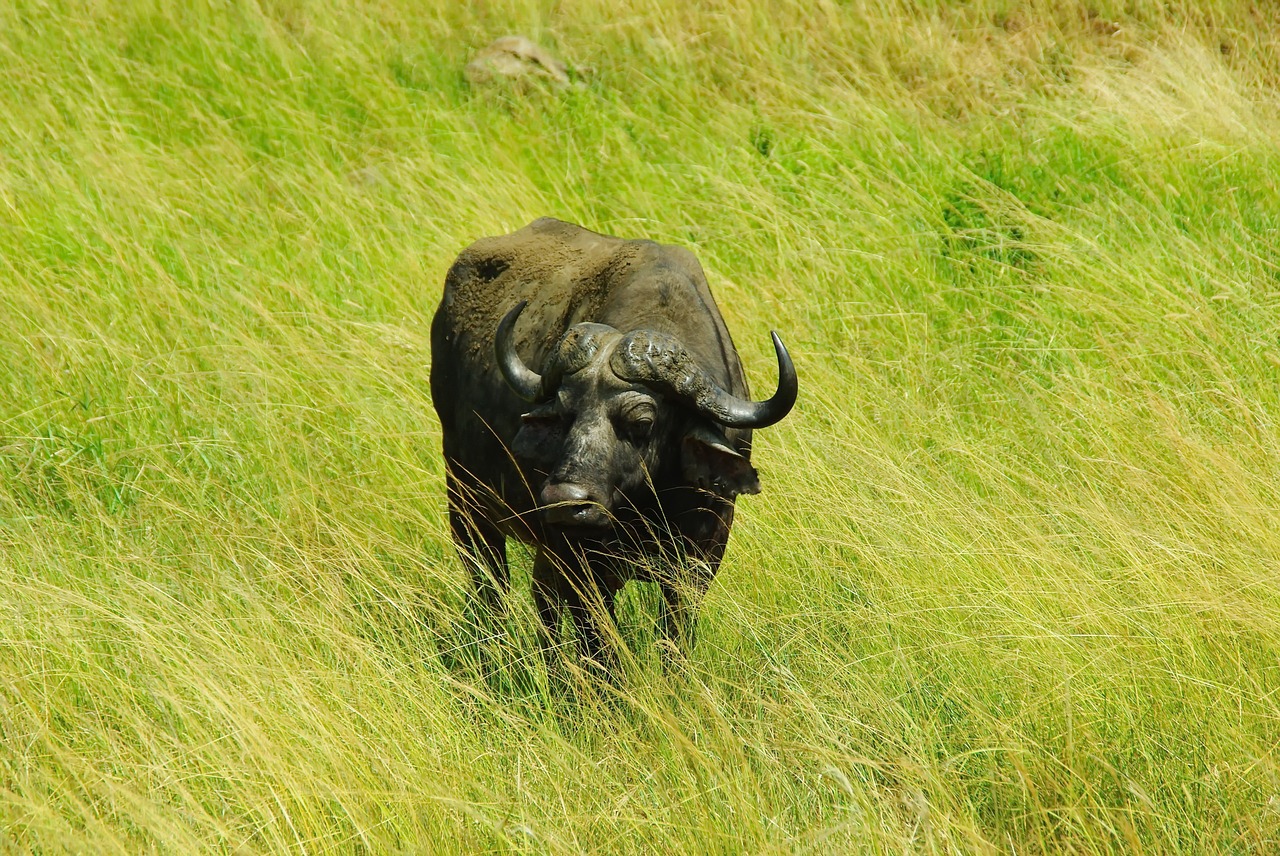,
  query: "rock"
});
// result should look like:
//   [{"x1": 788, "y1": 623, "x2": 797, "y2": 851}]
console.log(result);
[
  {"x1": 464, "y1": 36, "x2": 570, "y2": 88},
  {"x1": 346, "y1": 165, "x2": 383, "y2": 188}
]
